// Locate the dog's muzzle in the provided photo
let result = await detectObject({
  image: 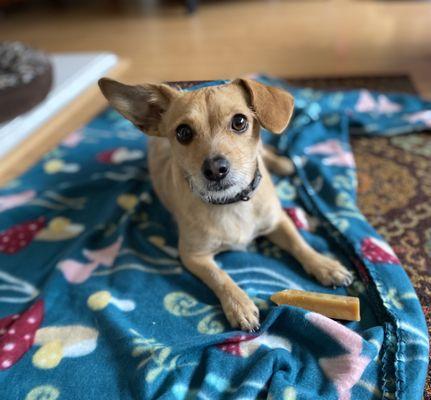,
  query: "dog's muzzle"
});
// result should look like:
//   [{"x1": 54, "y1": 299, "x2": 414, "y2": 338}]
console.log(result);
[{"x1": 207, "y1": 166, "x2": 262, "y2": 205}]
